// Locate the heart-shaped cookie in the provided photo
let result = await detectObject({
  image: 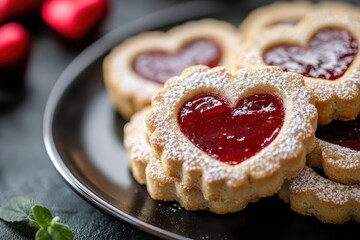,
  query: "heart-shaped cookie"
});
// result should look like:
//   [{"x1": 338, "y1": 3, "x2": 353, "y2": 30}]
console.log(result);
[
  {"x1": 147, "y1": 66, "x2": 317, "y2": 203},
  {"x1": 307, "y1": 115, "x2": 360, "y2": 184},
  {"x1": 41, "y1": 0, "x2": 107, "y2": 39},
  {"x1": 235, "y1": 11, "x2": 360, "y2": 125},
  {"x1": 103, "y1": 19, "x2": 241, "y2": 119},
  {"x1": 279, "y1": 166, "x2": 360, "y2": 224},
  {"x1": 125, "y1": 108, "x2": 263, "y2": 214},
  {"x1": 239, "y1": 1, "x2": 359, "y2": 39}
]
